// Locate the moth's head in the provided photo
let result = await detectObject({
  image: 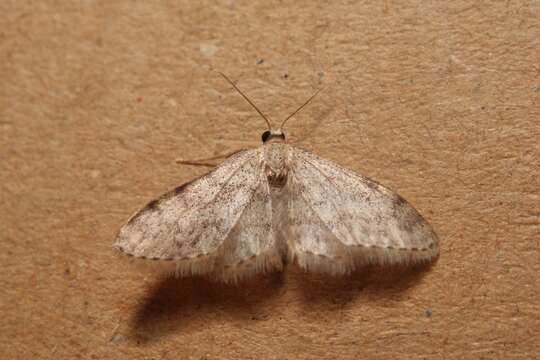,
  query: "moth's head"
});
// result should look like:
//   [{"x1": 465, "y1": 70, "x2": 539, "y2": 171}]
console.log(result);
[{"x1": 262, "y1": 129, "x2": 286, "y2": 144}]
